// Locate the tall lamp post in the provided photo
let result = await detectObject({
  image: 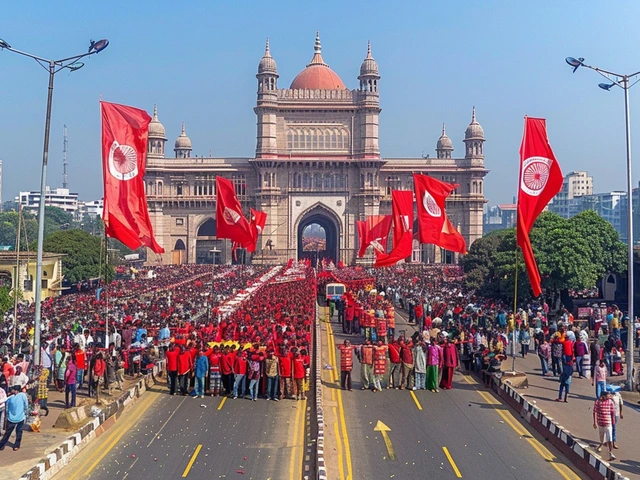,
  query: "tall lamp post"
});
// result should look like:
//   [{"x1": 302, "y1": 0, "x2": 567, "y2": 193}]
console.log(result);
[
  {"x1": 0, "y1": 37, "x2": 109, "y2": 367},
  {"x1": 565, "y1": 56, "x2": 639, "y2": 391}
]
